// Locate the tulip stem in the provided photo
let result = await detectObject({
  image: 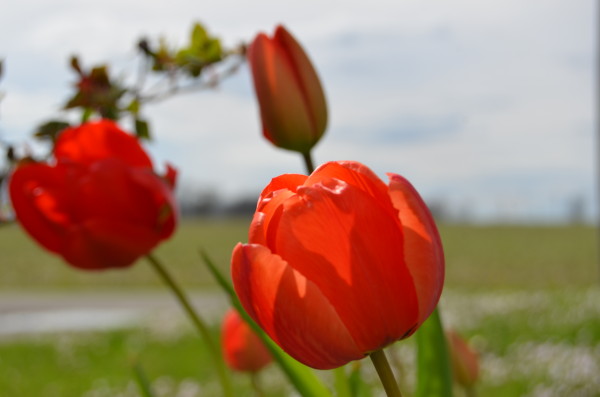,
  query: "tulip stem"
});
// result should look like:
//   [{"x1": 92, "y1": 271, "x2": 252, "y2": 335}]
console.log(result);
[
  {"x1": 145, "y1": 253, "x2": 233, "y2": 397},
  {"x1": 302, "y1": 151, "x2": 315, "y2": 174},
  {"x1": 370, "y1": 349, "x2": 403, "y2": 397}
]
